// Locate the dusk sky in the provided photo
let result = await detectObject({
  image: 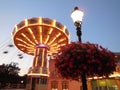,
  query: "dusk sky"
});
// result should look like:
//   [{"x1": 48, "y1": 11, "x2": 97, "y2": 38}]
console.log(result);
[{"x1": 0, "y1": 0, "x2": 120, "y2": 75}]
